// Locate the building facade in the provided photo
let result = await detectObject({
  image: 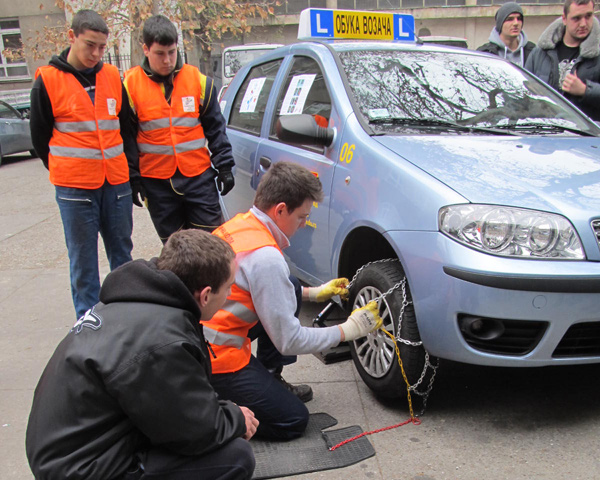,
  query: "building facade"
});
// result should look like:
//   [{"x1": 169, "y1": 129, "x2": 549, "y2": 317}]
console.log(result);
[{"x1": 1, "y1": 0, "x2": 567, "y2": 103}]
